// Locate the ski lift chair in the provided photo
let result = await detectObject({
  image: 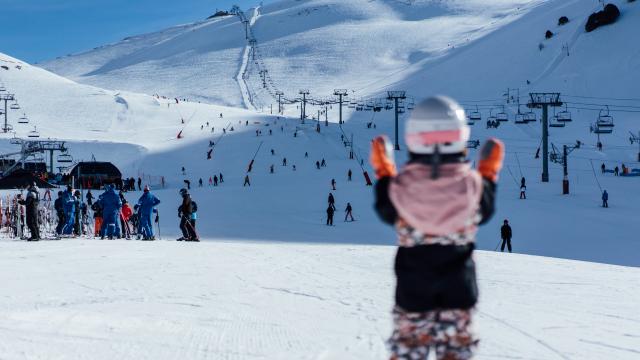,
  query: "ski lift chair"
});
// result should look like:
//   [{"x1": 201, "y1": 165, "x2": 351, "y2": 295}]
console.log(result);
[
  {"x1": 596, "y1": 107, "x2": 614, "y2": 128},
  {"x1": 524, "y1": 110, "x2": 537, "y2": 123},
  {"x1": 496, "y1": 106, "x2": 509, "y2": 122},
  {"x1": 407, "y1": 98, "x2": 415, "y2": 110},
  {"x1": 0, "y1": 85, "x2": 6, "y2": 92},
  {"x1": 18, "y1": 113, "x2": 28, "y2": 124},
  {"x1": 556, "y1": 104, "x2": 572, "y2": 122},
  {"x1": 515, "y1": 112, "x2": 526, "y2": 124},
  {"x1": 10, "y1": 102, "x2": 20, "y2": 110},
  {"x1": 57, "y1": 153, "x2": 73, "y2": 163},
  {"x1": 28, "y1": 126, "x2": 40, "y2": 138},
  {"x1": 549, "y1": 115, "x2": 565, "y2": 128},
  {"x1": 467, "y1": 105, "x2": 482, "y2": 122},
  {"x1": 592, "y1": 123, "x2": 612, "y2": 134}
]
